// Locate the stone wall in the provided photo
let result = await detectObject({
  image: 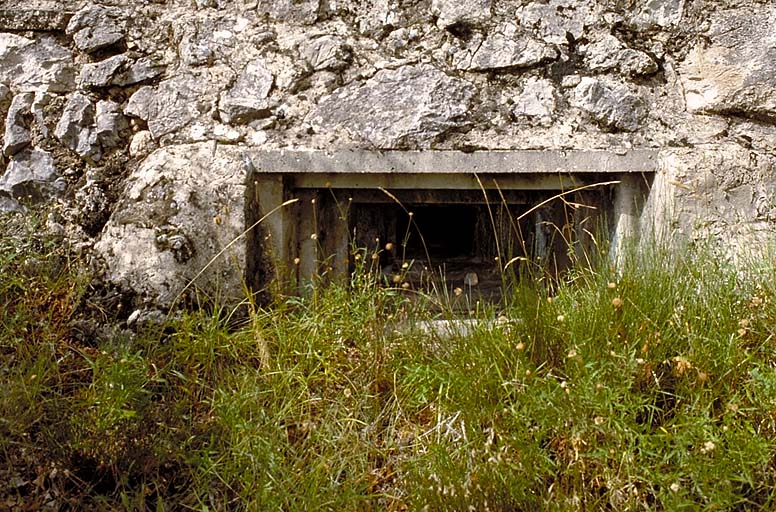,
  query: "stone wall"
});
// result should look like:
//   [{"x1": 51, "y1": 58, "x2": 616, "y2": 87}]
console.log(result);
[{"x1": 1, "y1": 0, "x2": 774, "y2": 307}]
